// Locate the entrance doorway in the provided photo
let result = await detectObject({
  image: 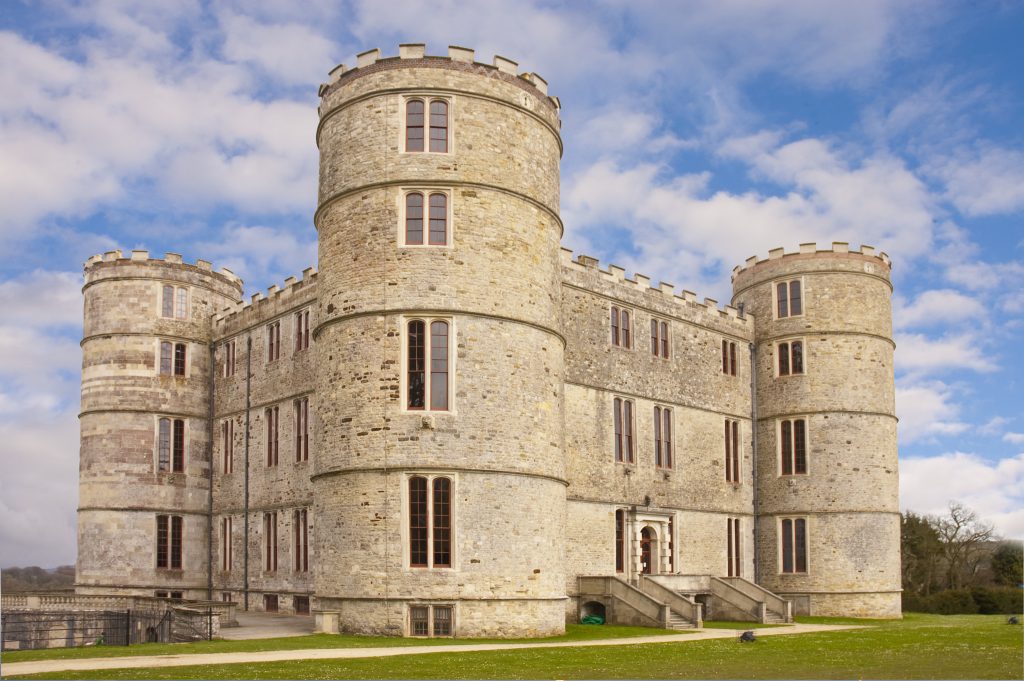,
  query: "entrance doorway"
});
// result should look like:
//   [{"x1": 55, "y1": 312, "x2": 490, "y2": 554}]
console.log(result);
[{"x1": 640, "y1": 526, "x2": 656, "y2": 574}]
